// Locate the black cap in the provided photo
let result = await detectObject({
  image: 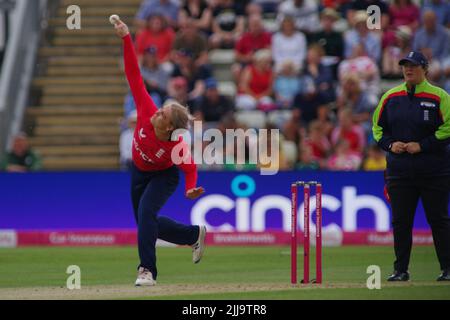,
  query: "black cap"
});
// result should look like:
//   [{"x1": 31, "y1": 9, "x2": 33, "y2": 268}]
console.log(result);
[{"x1": 399, "y1": 51, "x2": 428, "y2": 67}]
